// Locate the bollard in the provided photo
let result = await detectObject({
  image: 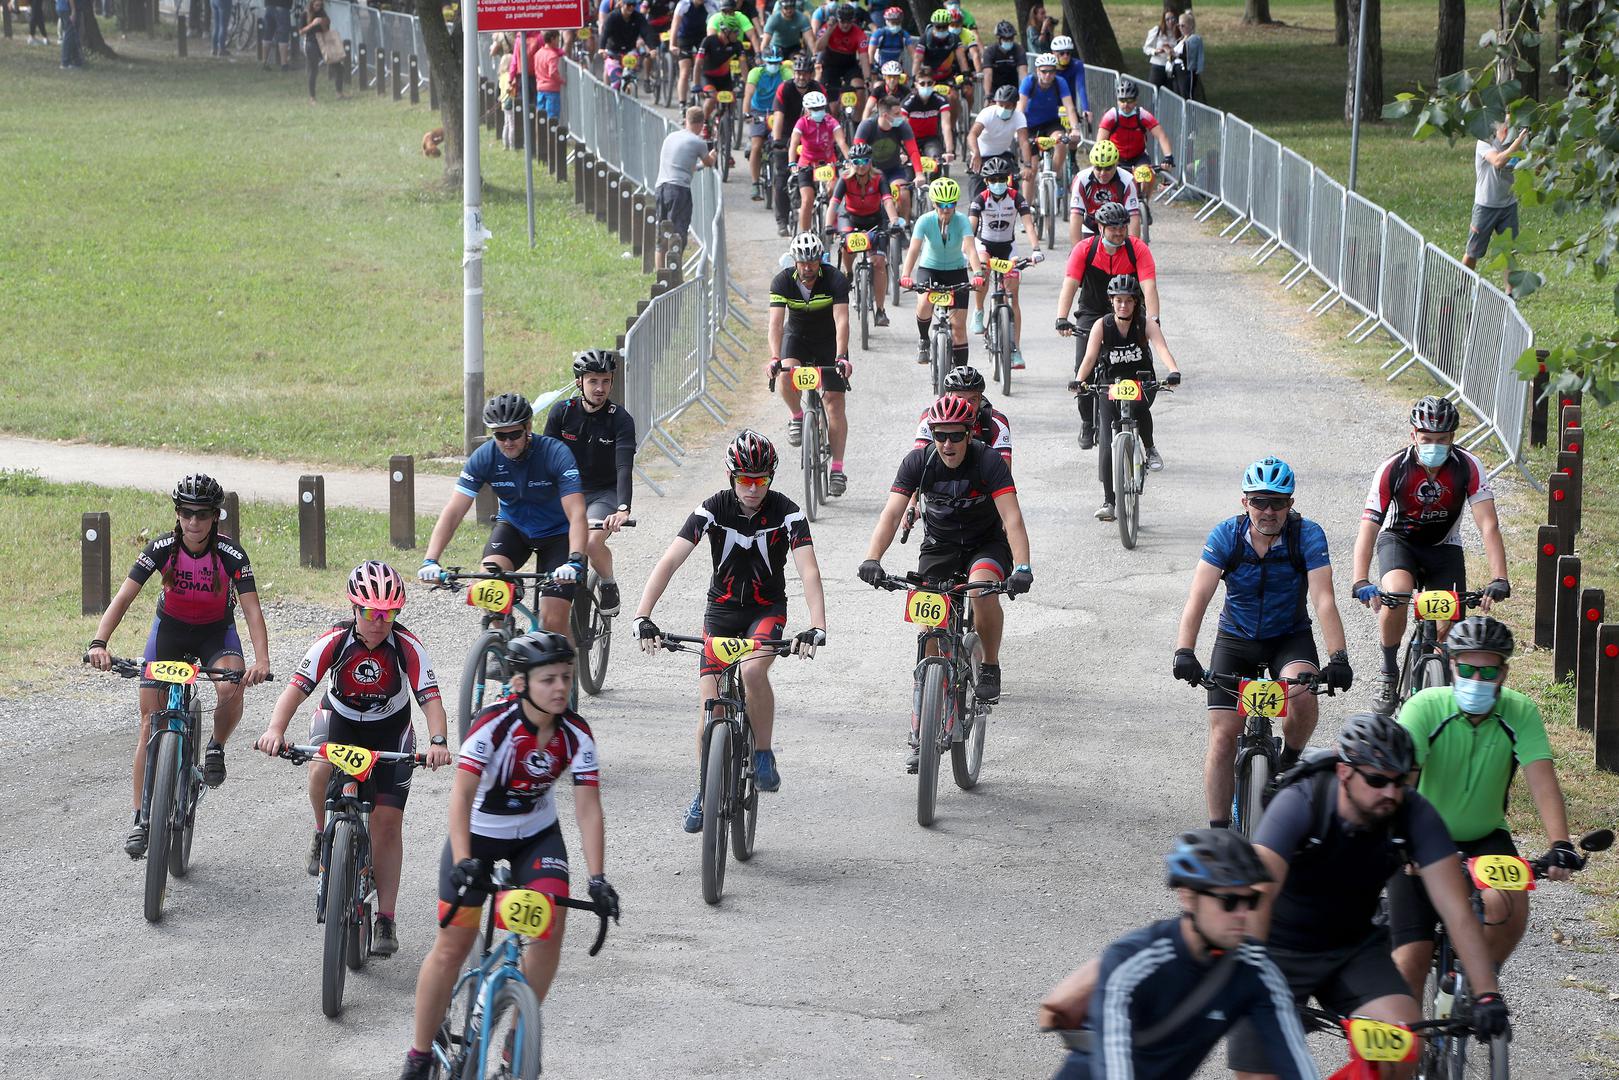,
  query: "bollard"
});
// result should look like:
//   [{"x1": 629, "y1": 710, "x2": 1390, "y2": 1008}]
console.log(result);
[
  {"x1": 484, "y1": 80, "x2": 498, "y2": 132},
  {"x1": 389, "y1": 455, "x2": 415, "y2": 549},
  {"x1": 594, "y1": 164, "x2": 609, "y2": 224},
  {"x1": 535, "y1": 116, "x2": 551, "y2": 166},
  {"x1": 3, "y1": 4, "x2": 11, "y2": 39},
  {"x1": 393, "y1": 51, "x2": 403, "y2": 100},
  {"x1": 630, "y1": 194, "x2": 647, "y2": 256},
  {"x1": 1577, "y1": 589, "x2": 1605, "y2": 732},
  {"x1": 1597, "y1": 626, "x2": 1619, "y2": 772},
  {"x1": 556, "y1": 129, "x2": 568, "y2": 182},
  {"x1": 618, "y1": 183, "x2": 634, "y2": 246},
  {"x1": 472, "y1": 437, "x2": 497, "y2": 526},
  {"x1": 82, "y1": 512, "x2": 111, "y2": 616},
  {"x1": 341, "y1": 41, "x2": 352, "y2": 94},
  {"x1": 583, "y1": 156, "x2": 598, "y2": 216},
  {"x1": 358, "y1": 43, "x2": 369, "y2": 90},
  {"x1": 574, "y1": 148, "x2": 588, "y2": 206},
  {"x1": 1554, "y1": 555, "x2": 1581, "y2": 683},
  {"x1": 1547, "y1": 471, "x2": 1574, "y2": 542},
  {"x1": 409, "y1": 55, "x2": 420, "y2": 104},
  {"x1": 1557, "y1": 449, "x2": 1583, "y2": 537},
  {"x1": 220, "y1": 491, "x2": 241, "y2": 540},
  {"x1": 255, "y1": 15, "x2": 263, "y2": 59},
  {"x1": 298, "y1": 475, "x2": 327, "y2": 569},
  {"x1": 1529, "y1": 352, "x2": 1549, "y2": 447},
  {"x1": 643, "y1": 210, "x2": 658, "y2": 273},
  {"x1": 177, "y1": 13, "x2": 186, "y2": 55},
  {"x1": 1561, "y1": 403, "x2": 1582, "y2": 444},
  {"x1": 655, "y1": 267, "x2": 678, "y2": 294},
  {"x1": 1533, "y1": 524, "x2": 1567, "y2": 648},
  {"x1": 378, "y1": 49, "x2": 388, "y2": 97},
  {"x1": 607, "y1": 174, "x2": 620, "y2": 234}
]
